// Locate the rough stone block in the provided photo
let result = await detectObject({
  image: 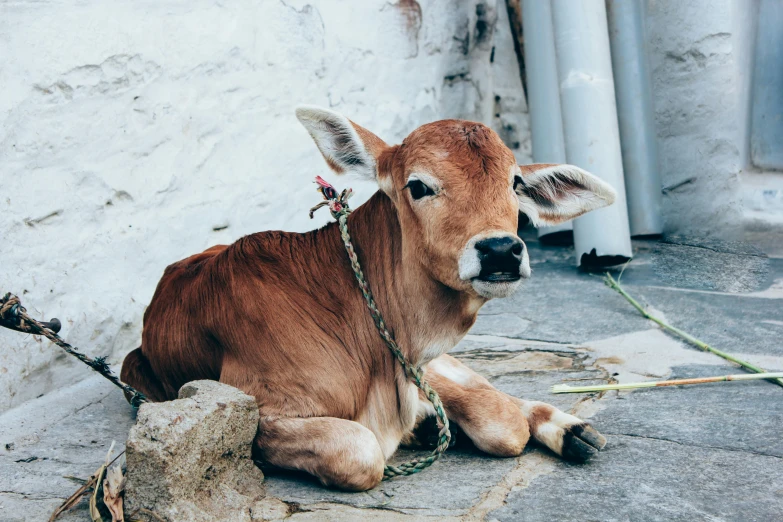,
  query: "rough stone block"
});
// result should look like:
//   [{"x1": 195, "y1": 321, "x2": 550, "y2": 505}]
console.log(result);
[{"x1": 125, "y1": 380, "x2": 277, "y2": 521}]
